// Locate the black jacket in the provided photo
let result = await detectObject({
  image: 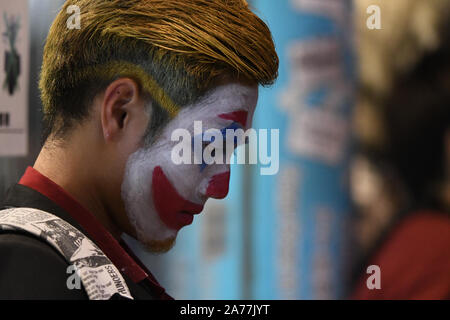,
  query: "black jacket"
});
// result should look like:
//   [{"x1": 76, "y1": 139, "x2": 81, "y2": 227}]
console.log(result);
[{"x1": 0, "y1": 184, "x2": 160, "y2": 300}]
